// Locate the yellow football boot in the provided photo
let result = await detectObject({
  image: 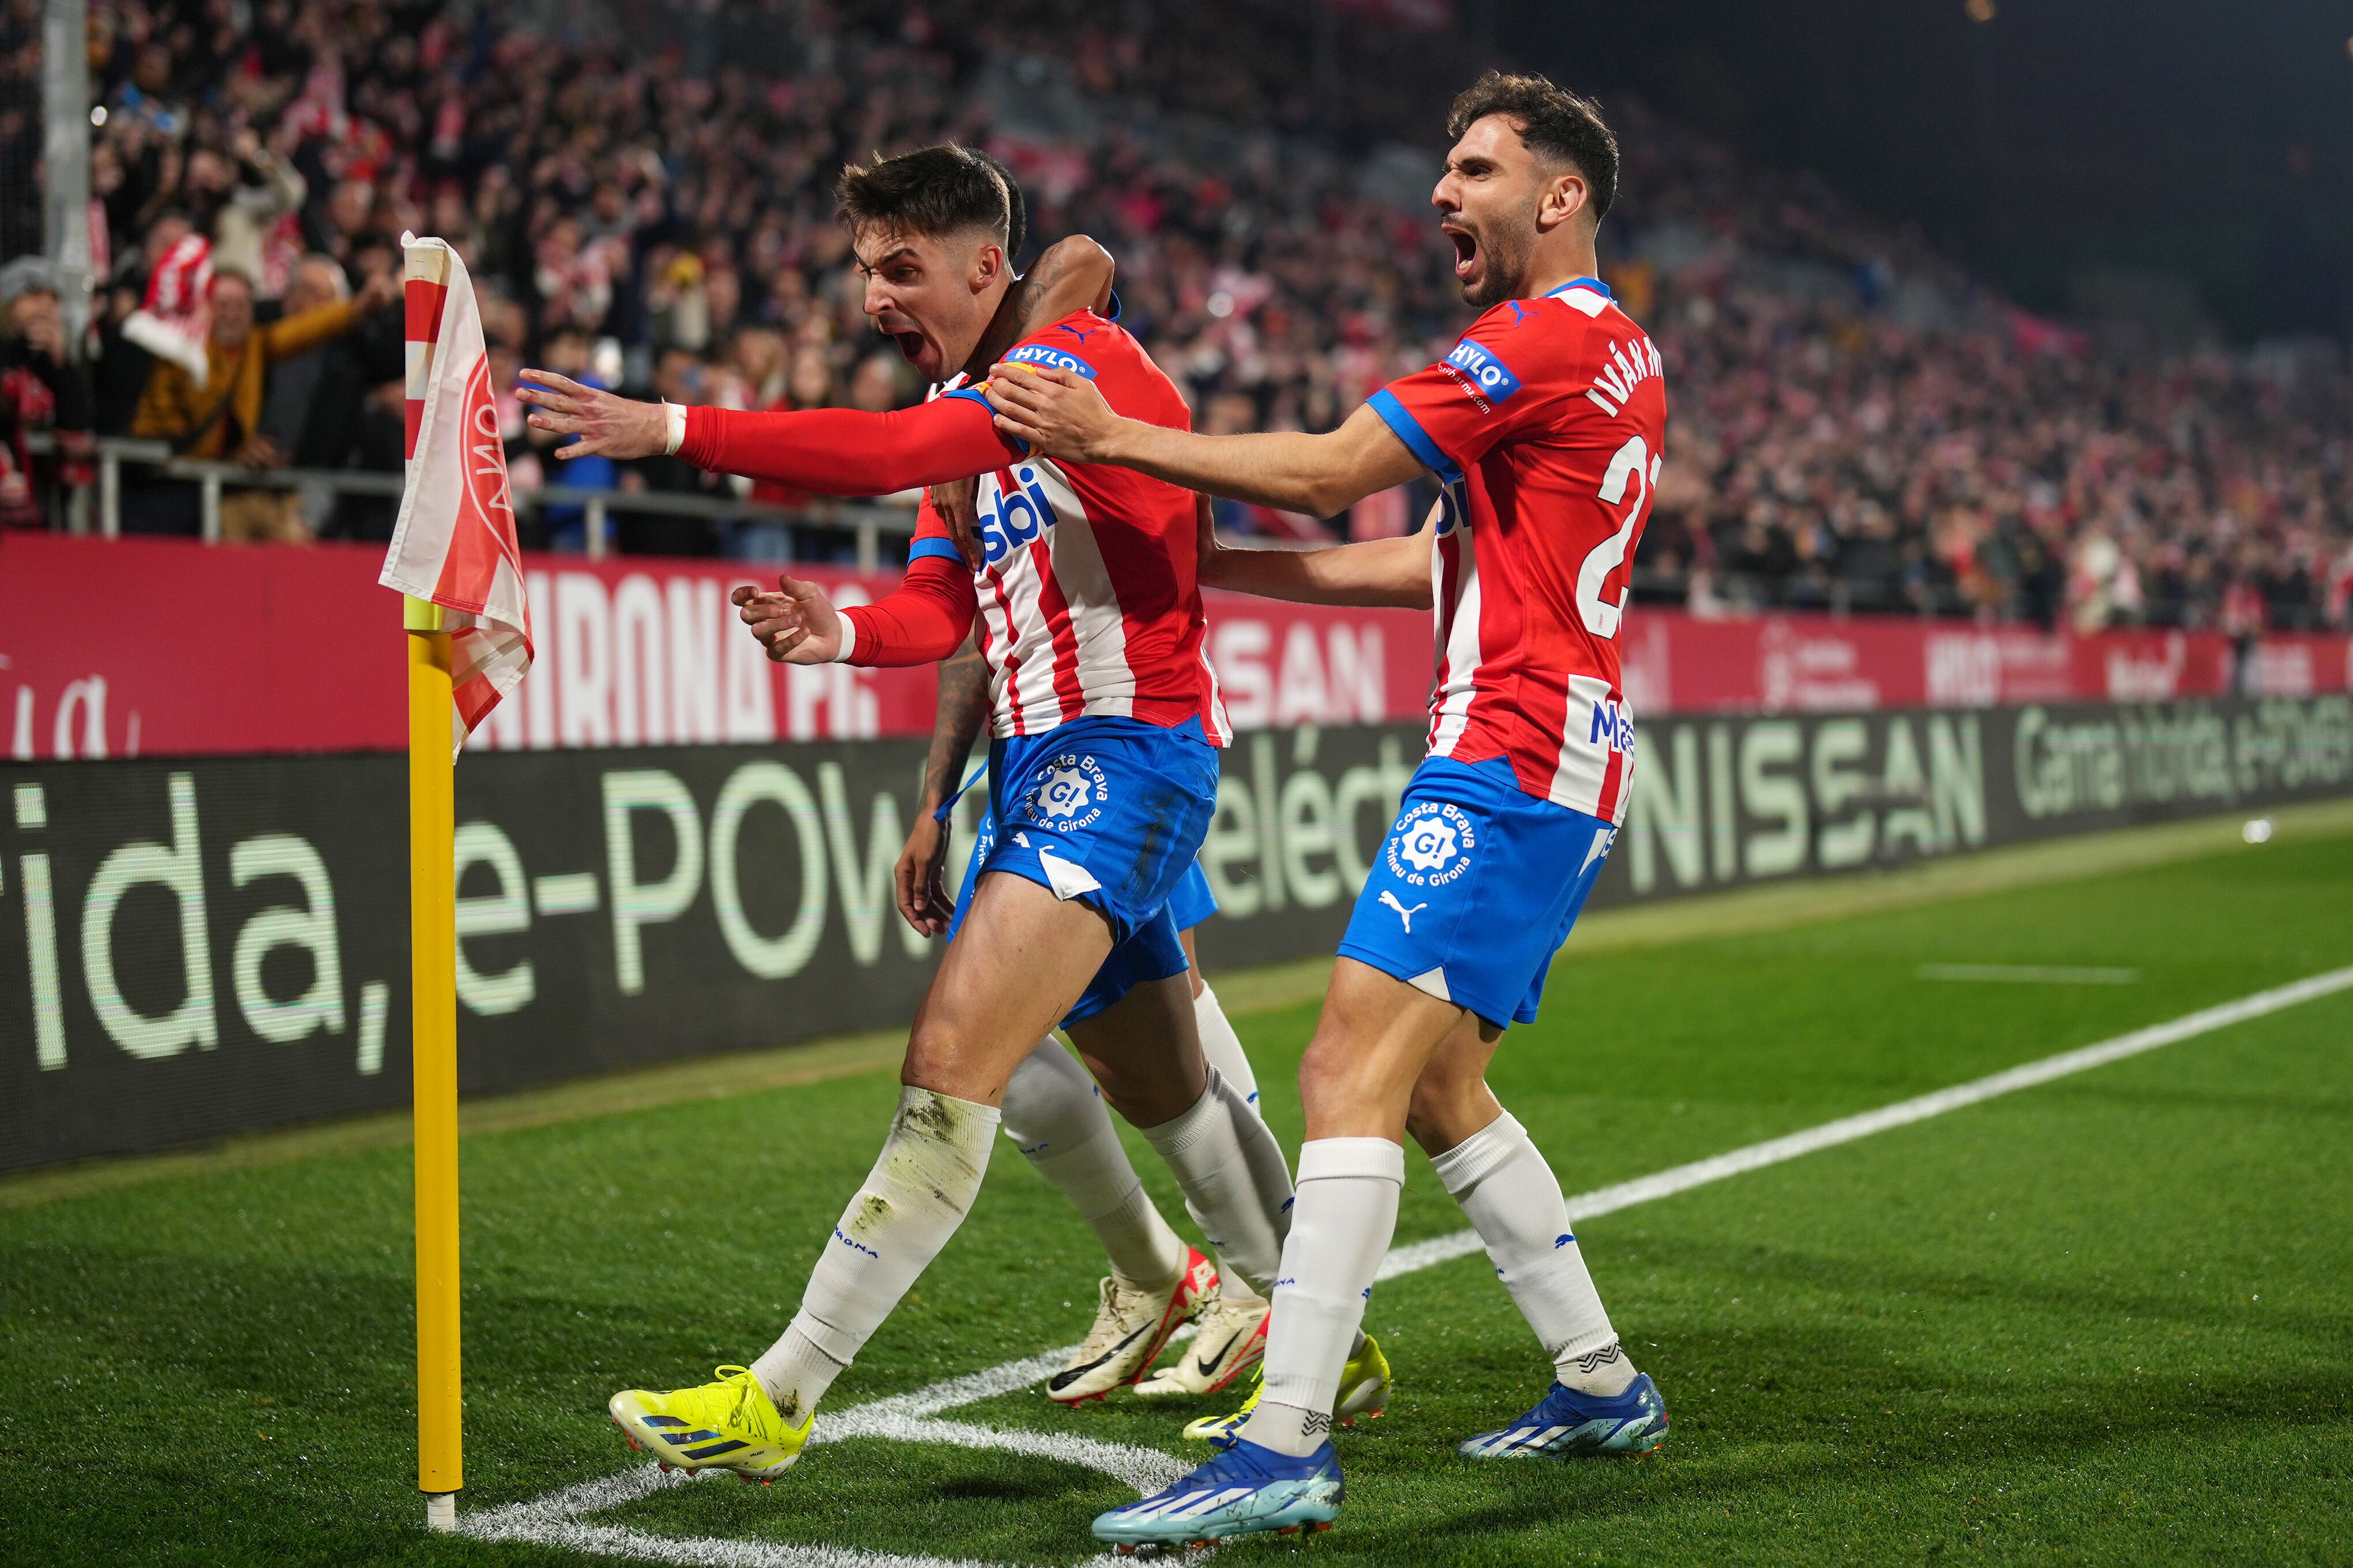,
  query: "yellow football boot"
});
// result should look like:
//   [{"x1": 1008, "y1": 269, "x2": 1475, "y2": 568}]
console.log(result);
[
  {"x1": 609, "y1": 1365, "x2": 813, "y2": 1482},
  {"x1": 1181, "y1": 1333, "x2": 1391, "y2": 1445}
]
